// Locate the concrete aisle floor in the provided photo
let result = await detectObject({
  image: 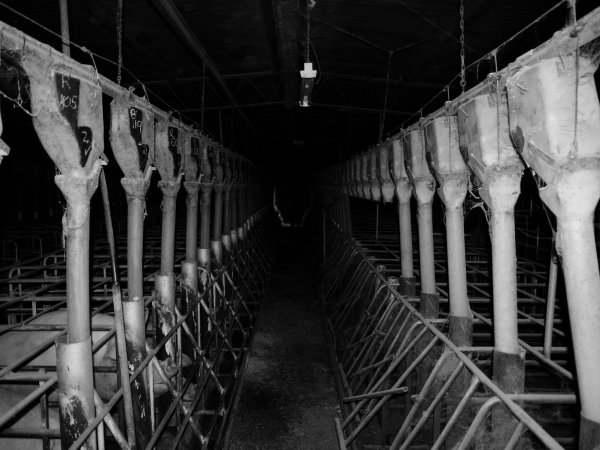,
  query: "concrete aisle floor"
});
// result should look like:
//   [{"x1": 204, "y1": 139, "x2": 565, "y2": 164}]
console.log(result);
[{"x1": 226, "y1": 228, "x2": 340, "y2": 450}]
